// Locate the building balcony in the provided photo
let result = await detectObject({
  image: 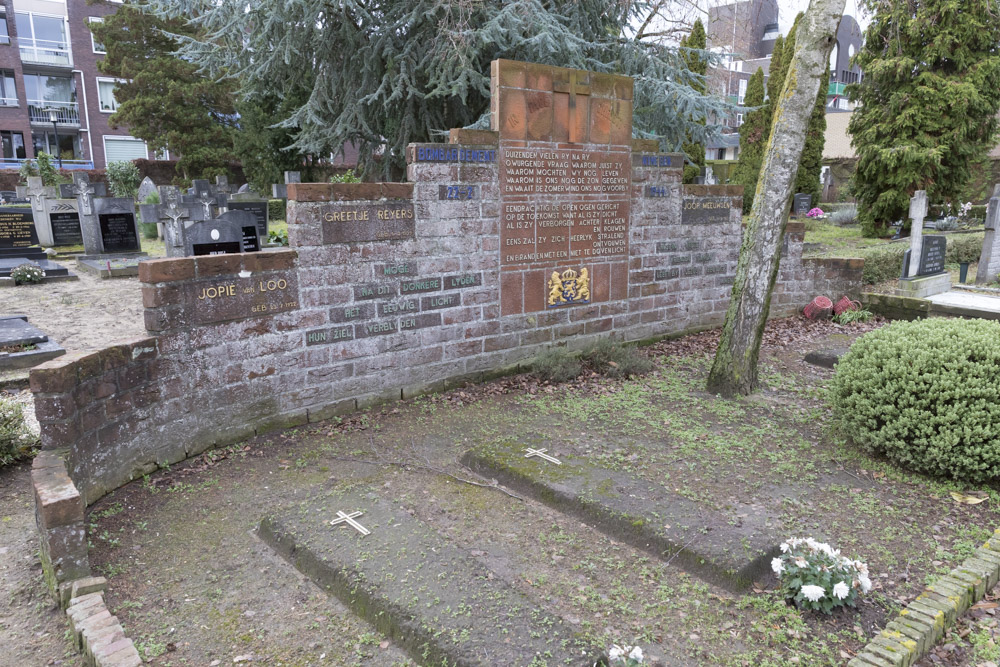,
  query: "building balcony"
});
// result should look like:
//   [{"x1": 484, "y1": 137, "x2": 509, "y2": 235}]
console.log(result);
[
  {"x1": 19, "y1": 38, "x2": 72, "y2": 67},
  {"x1": 0, "y1": 157, "x2": 93, "y2": 170},
  {"x1": 828, "y1": 82, "x2": 848, "y2": 96},
  {"x1": 28, "y1": 100, "x2": 79, "y2": 126}
]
